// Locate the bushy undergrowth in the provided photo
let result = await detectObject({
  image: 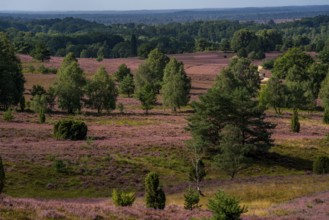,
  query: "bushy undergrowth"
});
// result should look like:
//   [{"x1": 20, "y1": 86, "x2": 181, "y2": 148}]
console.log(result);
[
  {"x1": 112, "y1": 189, "x2": 135, "y2": 207},
  {"x1": 184, "y1": 187, "x2": 200, "y2": 210},
  {"x1": 3, "y1": 109, "x2": 14, "y2": 121},
  {"x1": 313, "y1": 156, "x2": 329, "y2": 174},
  {"x1": 208, "y1": 190, "x2": 247, "y2": 220},
  {"x1": 39, "y1": 65, "x2": 57, "y2": 74},
  {"x1": 54, "y1": 119, "x2": 87, "y2": 140}
]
